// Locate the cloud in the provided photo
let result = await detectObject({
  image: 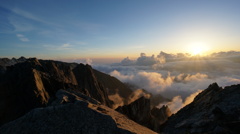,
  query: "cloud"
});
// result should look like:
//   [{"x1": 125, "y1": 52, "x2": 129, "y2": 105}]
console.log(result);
[
  {"x1": 10, "y1": 8, "x2": 50, "y2": 25},
  {"x1": 61, "y1": 44, "x2": 71, "y2": 49},
  {"x1": 44, "y1": 43, "x2": 73, "y2": 51},
  {"x1": 174, "y1": 73, "x2": 208, "y2": 83},
  {"x1": 85, "y1": 58, "x2": 93, "y2": 65},
  {"x1": 127, "y1": 89, "x2": 151, "y2": 104},
  {"x1": 211, "y1": 51, "x2": 240, "y2": 57},
  {"x1": 136, "y1": 53, "x2": 156, "y2": 66},
  {"x1": 96, "y1": 51, "x2": 240, "y2": 112},
  {"x1": 159, "y1": 90, "x2": 202, "y2": 114},
  {"x1": 117, "y1": 51, "x2": 191, "y2": 66},
  {"x1": 110, "y1": 70, "x2": 207, "y2": 96},
  {"x1": 120, "y1": 57, "x2": 135, "y2": 66},
  {"x1": 108, "y1": 89, "x2": 151, "y2": 109},
  {"x1": 109, "y1": 93, "x2": 124, "y2": 109},
  {"x1": 110, "y1": 70, "x2": 134, "y2": 82},
  {"x1": 16, "y1": 34, "x2": 29, "y2": 42}
]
